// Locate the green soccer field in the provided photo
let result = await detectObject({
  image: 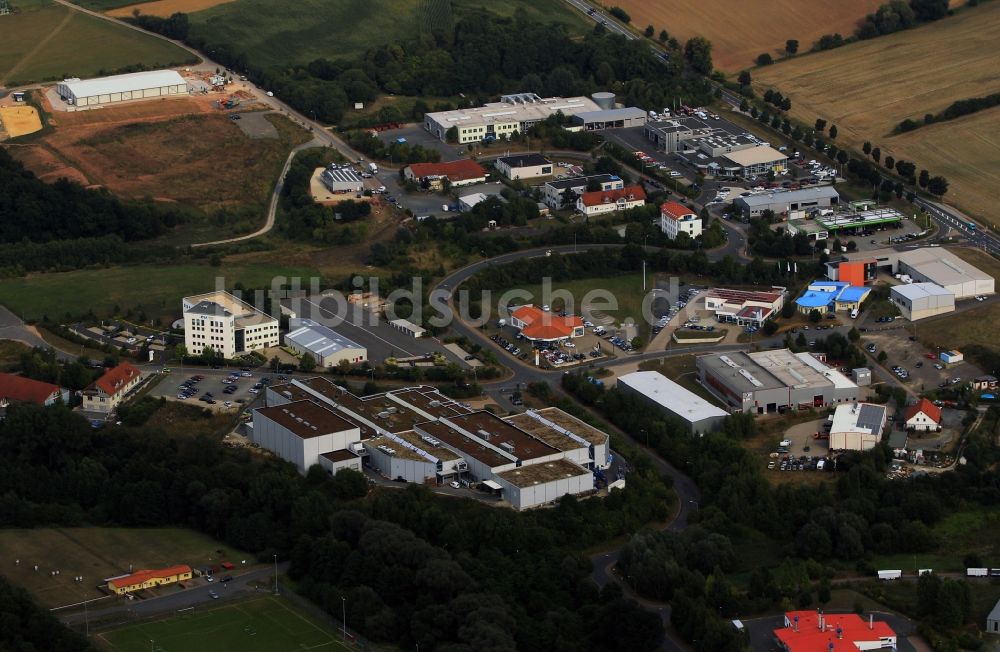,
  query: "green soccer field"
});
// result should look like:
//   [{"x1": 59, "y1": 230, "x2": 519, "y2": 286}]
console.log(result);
[{"x1": 98, "y1": 595, "x2": 354, "y2": 652}]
